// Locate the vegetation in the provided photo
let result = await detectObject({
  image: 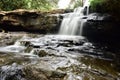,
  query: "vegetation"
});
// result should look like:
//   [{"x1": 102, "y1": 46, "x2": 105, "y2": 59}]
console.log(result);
[
  {"x1": 0, "y1": 0, "x2": 84, "y2": 10},
  {"x1": 90, "y1": 0, "x2": 120, "y2": 14},
  {"x1": 0, "y1": 0, "x2": 120, "y2": 16},
  {"x1": 0, "y1": 0, "x2": 58, "y2": 11},
  {"x1": 90, "y1": 0, "x2": 105, "y2": 13},
  {"x1": 73, "y1": 0, "x2": 83, "y2": 8},
  {"x1": 0, "y1": 0, "x2": 26, "y2": 11},
  {"x1": 90, "y1": 0, "x2": 120, "y2": 21}
]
